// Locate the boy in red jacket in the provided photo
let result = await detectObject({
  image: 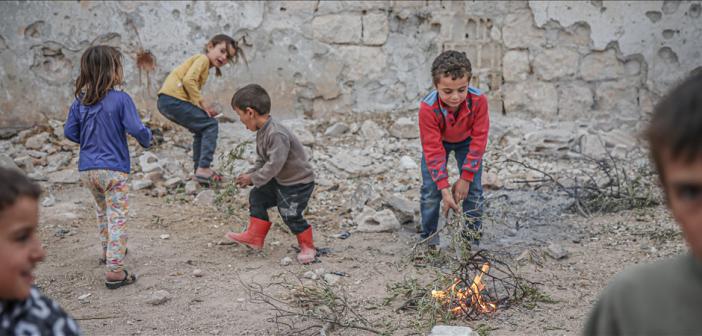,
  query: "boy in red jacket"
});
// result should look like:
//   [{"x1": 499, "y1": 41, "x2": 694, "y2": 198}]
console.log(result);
[{"x1": 418, "y1": 50, "x2": 489, "y2": 249}]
